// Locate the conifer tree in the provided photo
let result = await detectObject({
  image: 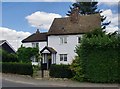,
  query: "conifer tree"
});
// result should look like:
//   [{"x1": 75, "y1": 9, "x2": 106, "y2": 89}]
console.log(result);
[{"x1": 66, "y1": 1, "x2": 111, "y2": 29}]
